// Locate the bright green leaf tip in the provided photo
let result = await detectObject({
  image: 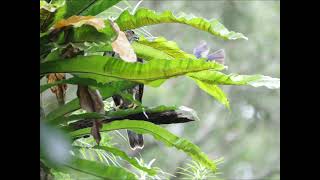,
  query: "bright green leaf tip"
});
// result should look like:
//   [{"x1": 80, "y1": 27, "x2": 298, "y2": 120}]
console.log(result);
[
  {"x1": 115, "y1": 8, "x2": 248, "y2": 41},
  {"x1": 70, "y1": 120, "x2": 218, "y2": 172}
]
